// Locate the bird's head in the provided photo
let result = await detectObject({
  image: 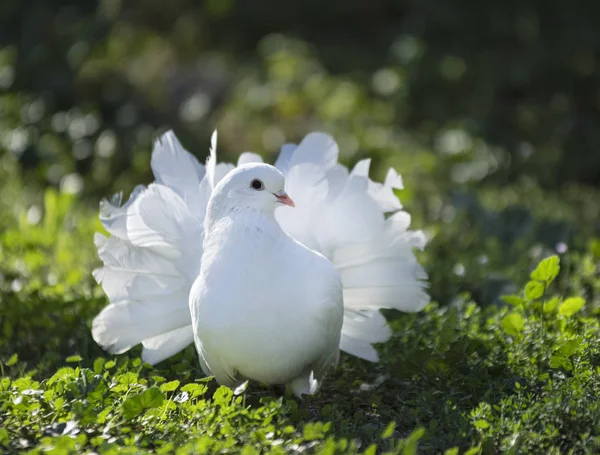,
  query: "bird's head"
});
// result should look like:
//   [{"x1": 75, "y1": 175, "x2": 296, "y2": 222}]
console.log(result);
[{"x1": 208, "y1": 163, "x2": 295, "y2": 219}]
